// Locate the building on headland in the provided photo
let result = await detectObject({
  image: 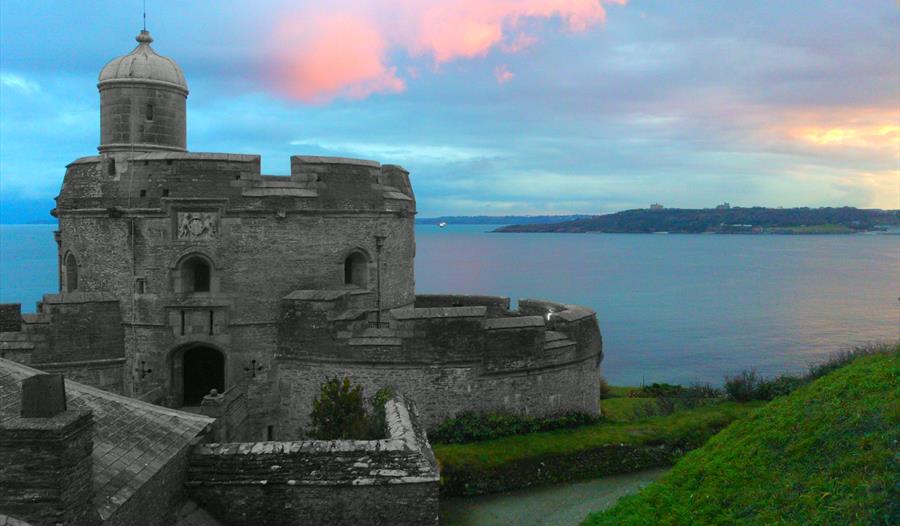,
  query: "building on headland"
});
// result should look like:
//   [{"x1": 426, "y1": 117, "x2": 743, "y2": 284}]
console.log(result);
[
  {"x1": 0, "y1": 29, "x2": 603, "y2": 525},
  {"x1": 716, "y1": 202, "x2": 731, "y2": 210},
  {"x1": 649, "y1": 203, "x2": 664, "y2": 210}
]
